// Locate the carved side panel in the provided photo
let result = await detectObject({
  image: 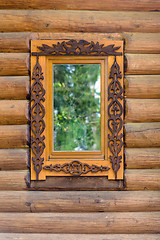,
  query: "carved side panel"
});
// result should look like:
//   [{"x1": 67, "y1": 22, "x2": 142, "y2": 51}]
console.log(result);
[
  {"x1": 31, "y1": 55, "x2": 45, "y2": 180},
  {"x1": 108, "y1": 56, "x2": 123, "y2": 179}
]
